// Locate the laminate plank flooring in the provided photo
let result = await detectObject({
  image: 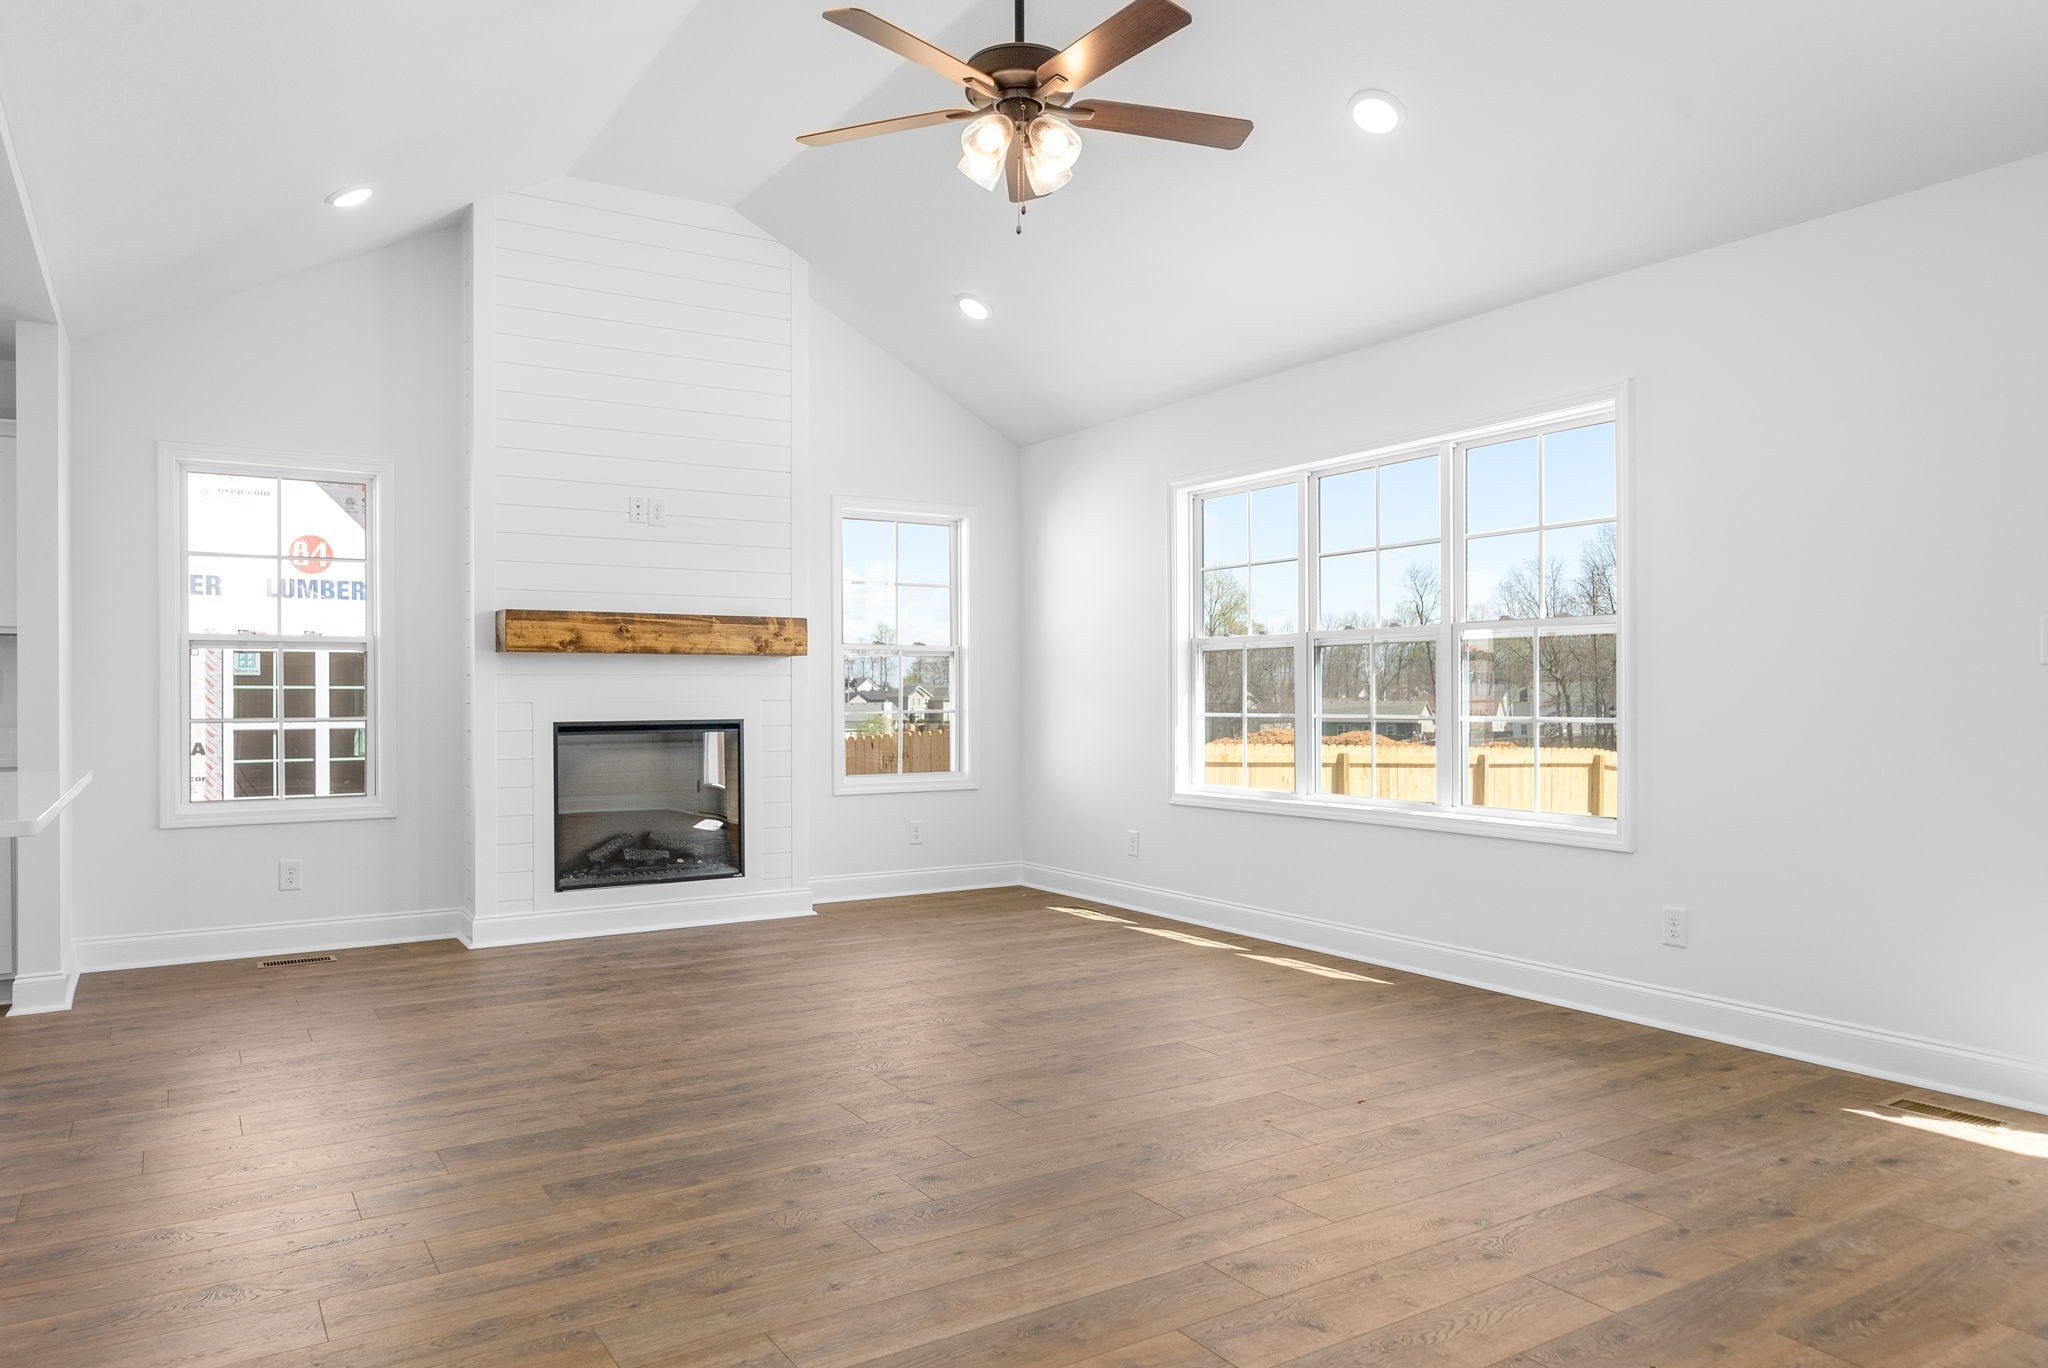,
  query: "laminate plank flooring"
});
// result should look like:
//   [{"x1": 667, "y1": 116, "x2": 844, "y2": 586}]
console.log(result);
[{"x1": 2, "y1": 886, "x2": 2044, "y2": 1368}]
